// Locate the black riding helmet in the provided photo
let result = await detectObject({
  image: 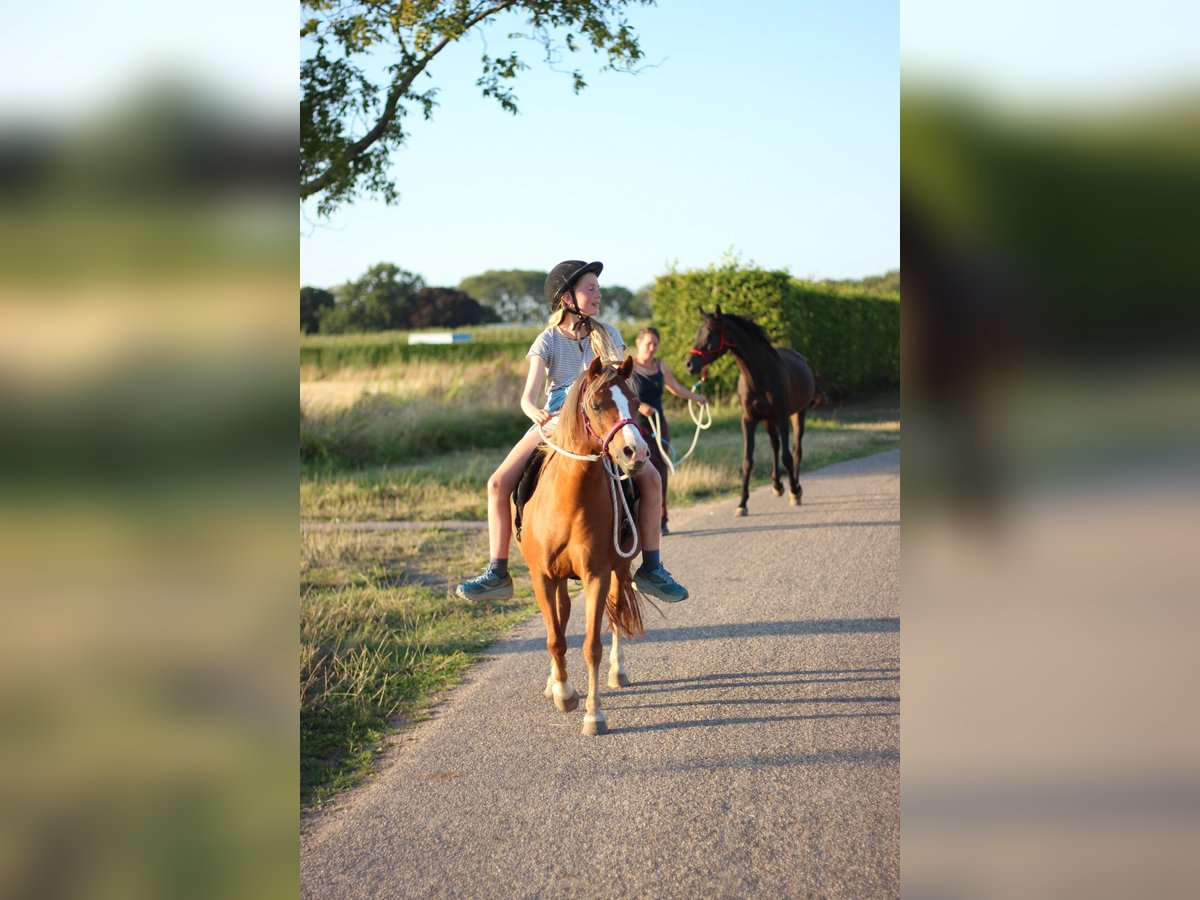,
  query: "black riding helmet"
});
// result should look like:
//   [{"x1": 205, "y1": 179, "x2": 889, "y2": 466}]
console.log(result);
[{"x1": 544, "y1": 260, "x2": 603, "y2": 314}]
